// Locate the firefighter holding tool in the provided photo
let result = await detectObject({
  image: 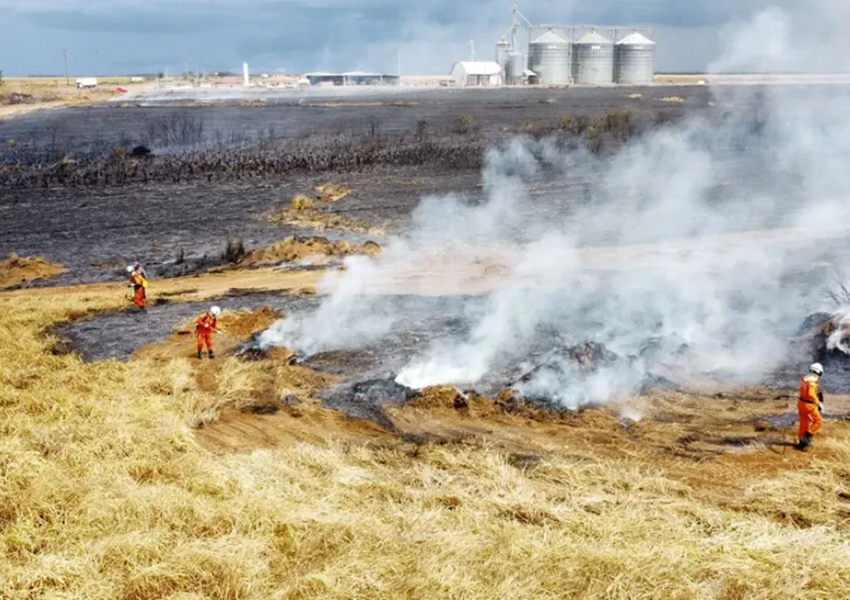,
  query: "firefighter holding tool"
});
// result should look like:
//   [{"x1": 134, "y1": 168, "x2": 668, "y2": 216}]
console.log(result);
[
  {"x1": 195, "y1": 306, "x2": 223, "y2": 359},
  {"x1": 797, "y1": 363, "x2": 825, "y2": 451}
]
